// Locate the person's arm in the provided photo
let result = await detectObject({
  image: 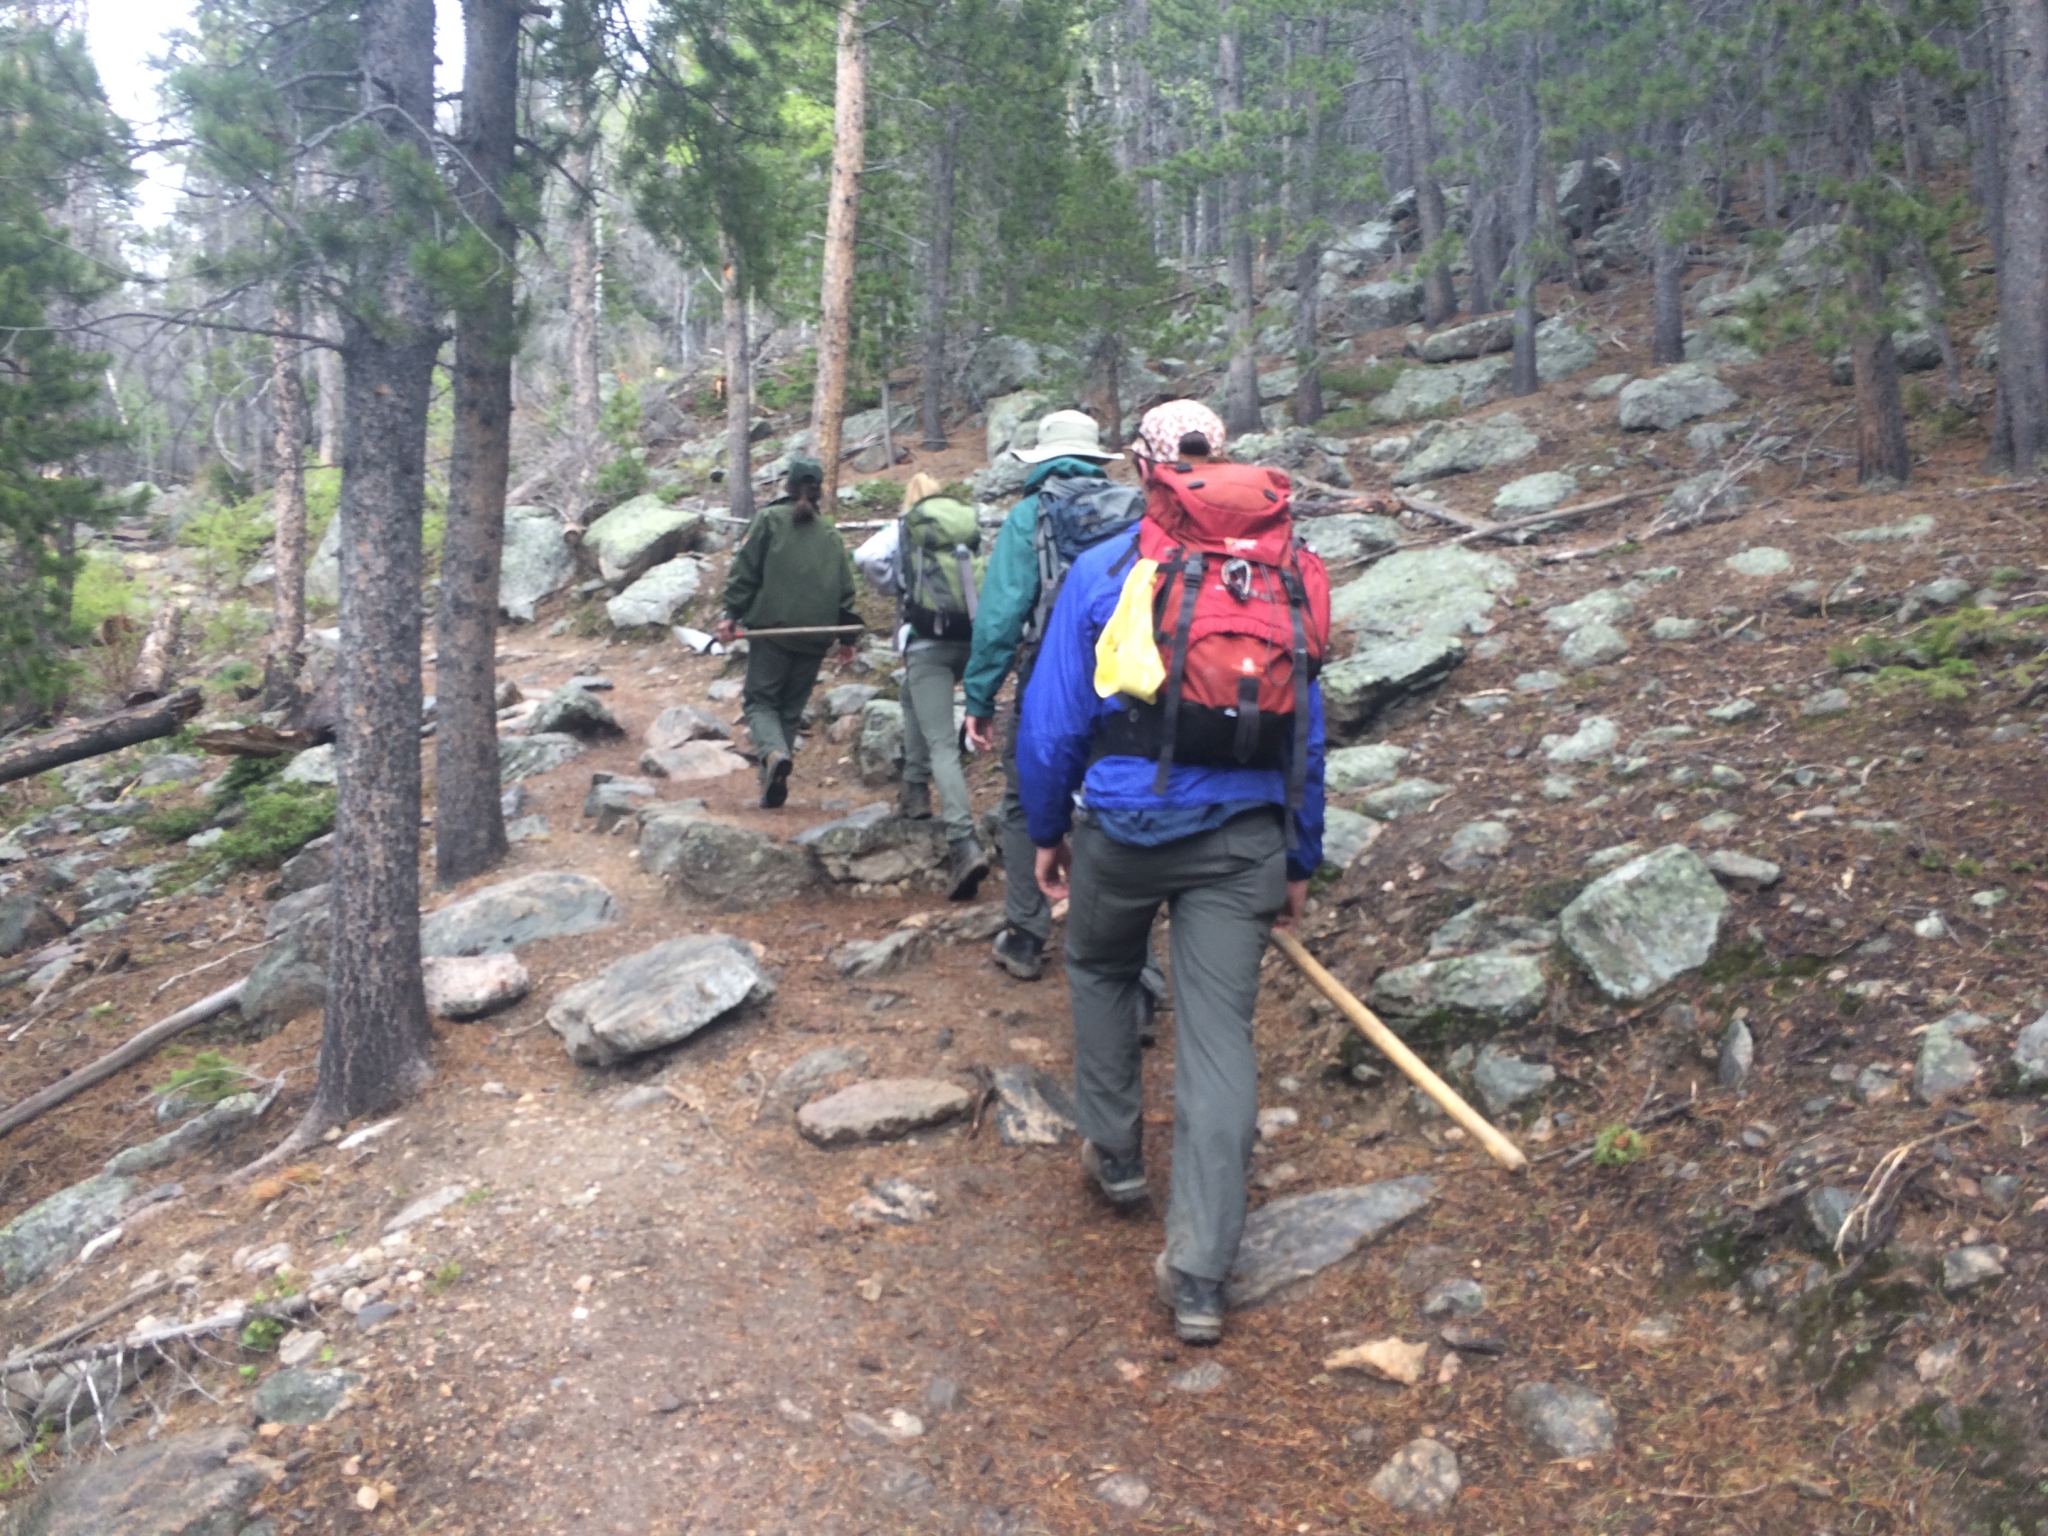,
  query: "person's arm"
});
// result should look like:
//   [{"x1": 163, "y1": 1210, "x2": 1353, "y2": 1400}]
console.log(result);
[
  {"x1": 1016, "y1": 554, "x2": 1103, "y2": 850},
  {"x1": 962, "y1": 498, "x2": 1039, "y2": 718},
  {"x1": 723, "y1": 512, "x2": 770, "y2": 623}
]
